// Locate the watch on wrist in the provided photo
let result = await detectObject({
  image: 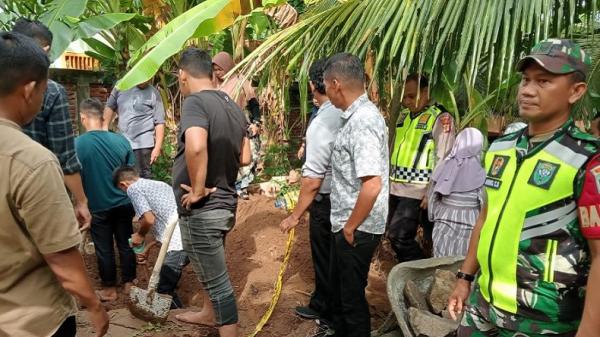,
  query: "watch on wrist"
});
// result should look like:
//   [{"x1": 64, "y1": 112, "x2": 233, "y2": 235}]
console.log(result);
[{"x1": 456, "y1": 270, "x2": 475, "y2": 282}]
